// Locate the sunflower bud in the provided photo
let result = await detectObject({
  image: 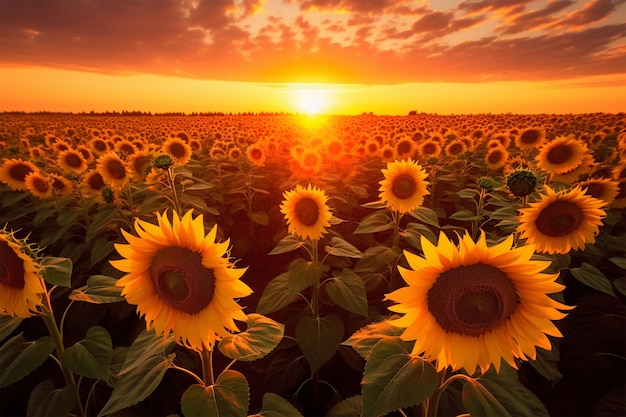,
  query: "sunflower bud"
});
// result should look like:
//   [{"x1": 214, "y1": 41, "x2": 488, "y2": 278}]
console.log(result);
[
  {"x1": 477, "y1": 176, "x2": 495, "y2": 191},
  {"x1": 154, "y1": 154, "x2": 174, "y2": 169},
  {"x1": 506, "y1": 169, "x2": 538, "y2": 197}
]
